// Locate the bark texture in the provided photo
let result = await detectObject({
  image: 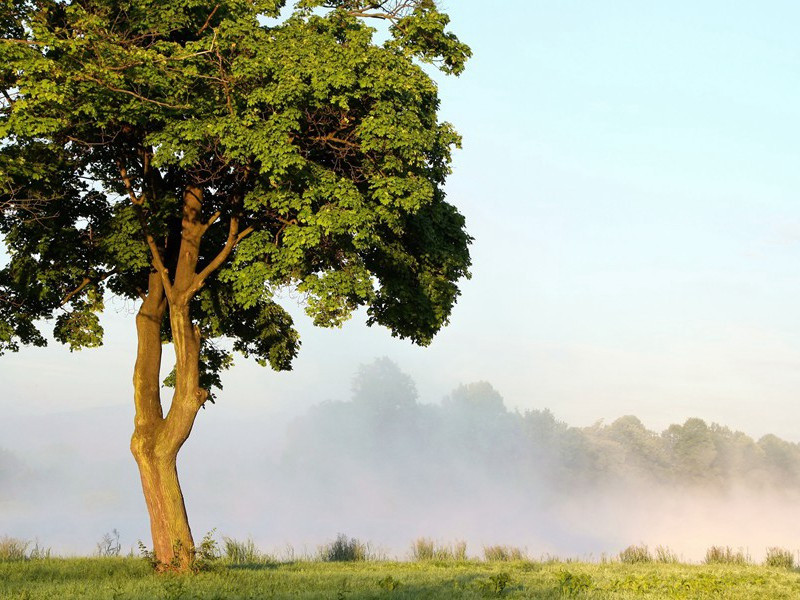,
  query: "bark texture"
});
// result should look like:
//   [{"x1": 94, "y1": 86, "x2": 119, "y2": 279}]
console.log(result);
[{"x1": 130, "y1": 186, "x2": 218, "y2": 571}]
